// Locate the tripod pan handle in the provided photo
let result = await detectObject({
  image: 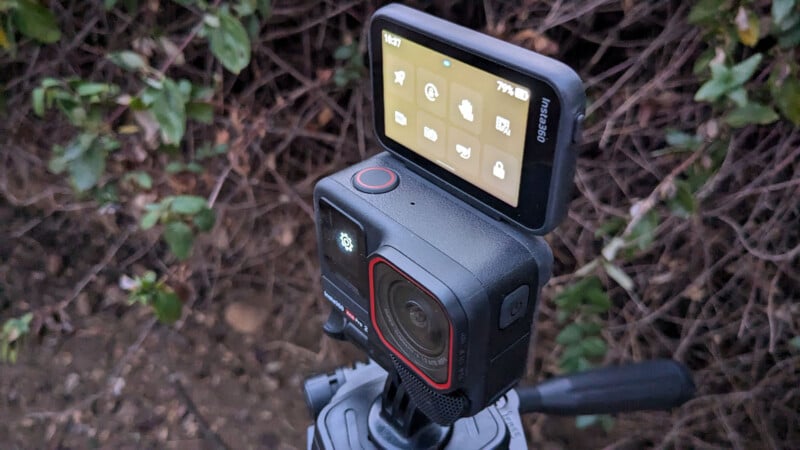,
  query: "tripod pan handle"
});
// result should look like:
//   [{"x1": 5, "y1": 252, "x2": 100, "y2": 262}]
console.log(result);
[{"x1": 517, "y1": 359, "x2": 695, "y2": 415}]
